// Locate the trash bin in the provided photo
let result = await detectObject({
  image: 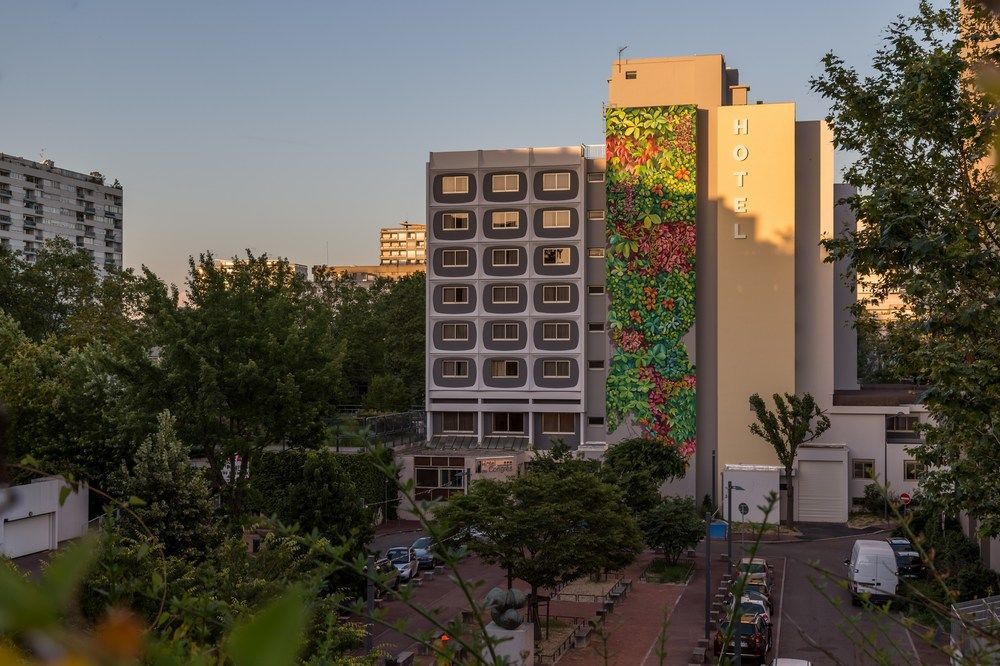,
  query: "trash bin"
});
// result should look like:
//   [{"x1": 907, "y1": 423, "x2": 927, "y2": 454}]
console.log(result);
[{"x1": 709, "y1": 520, "x2": 728, "y2": 540}]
